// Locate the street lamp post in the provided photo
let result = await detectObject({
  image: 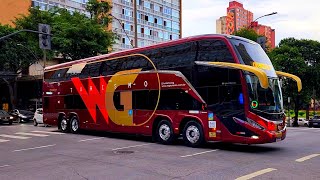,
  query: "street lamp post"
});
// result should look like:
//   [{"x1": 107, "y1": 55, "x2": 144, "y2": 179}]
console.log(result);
[
  {"x1": 108, "y1": 14, "x2": 135, "y2": 48},
  {"x1": 249, "y1": 12, "x2": 277, "y2": 28}
]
